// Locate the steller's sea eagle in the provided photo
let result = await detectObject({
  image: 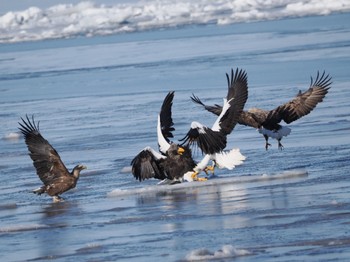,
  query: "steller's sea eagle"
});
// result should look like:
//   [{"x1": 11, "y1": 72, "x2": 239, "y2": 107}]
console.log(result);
[
  {"x1": 191, "y1": 71, "x2": 331, "y2": 150},
  {"x1": 187, "y1": 68, "x2": 248, "y2": 175},
  {"x1": 131, "y1": 89, "x2": 241, "y2": 184},
  {"x1": 19, "y1": 115, "x2": 86, "y2": 202}
]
